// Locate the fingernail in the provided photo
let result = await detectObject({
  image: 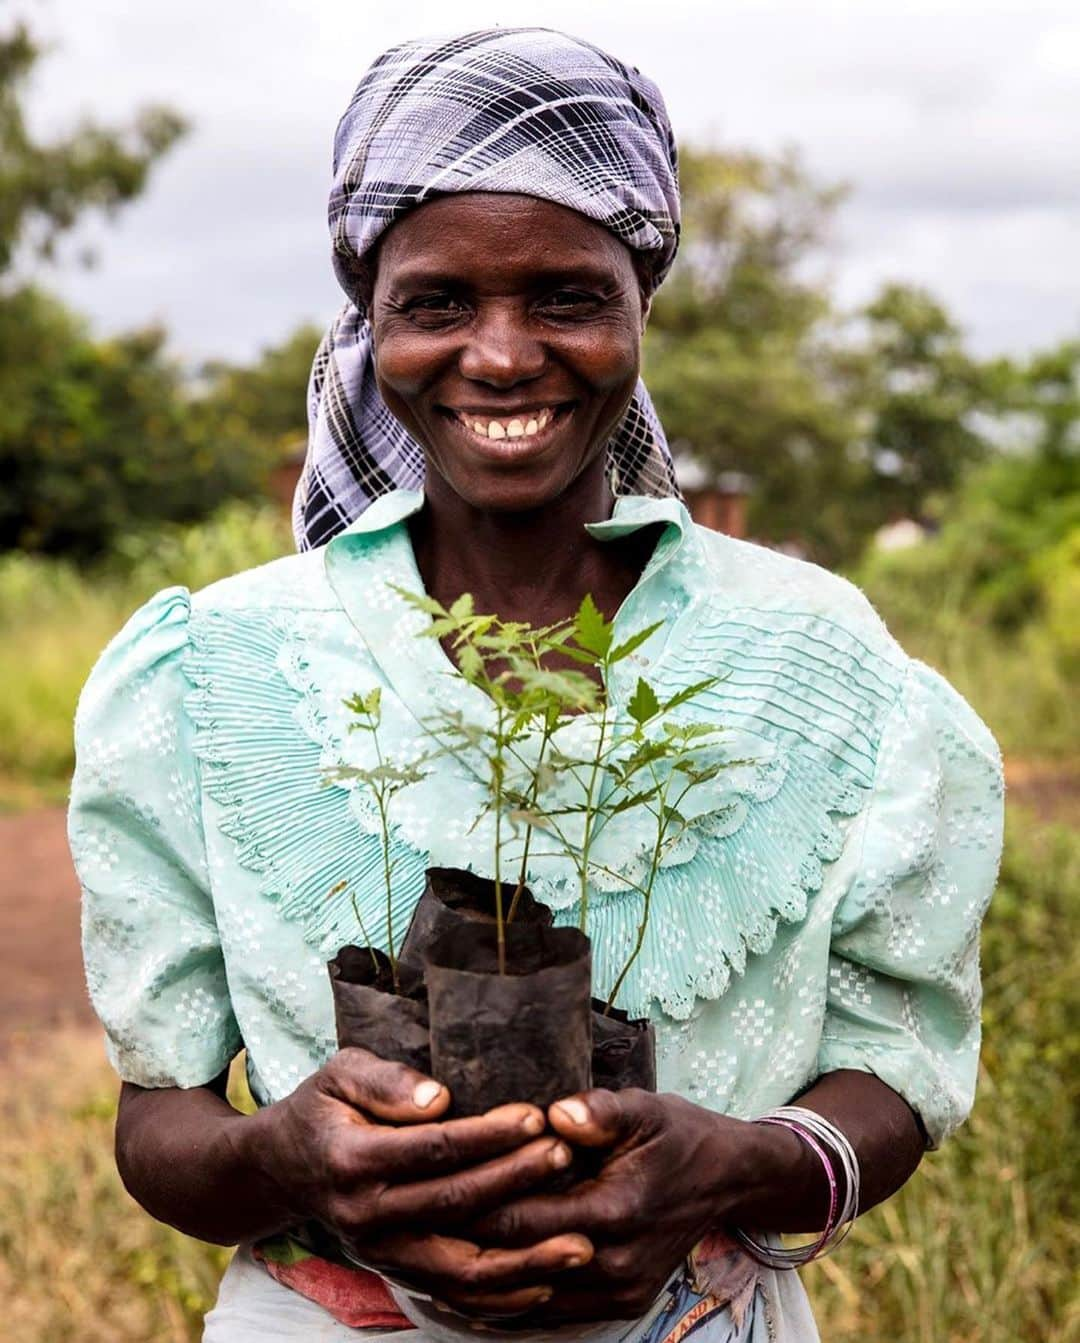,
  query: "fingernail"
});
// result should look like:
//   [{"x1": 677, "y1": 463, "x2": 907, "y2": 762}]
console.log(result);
[
  {"x1": 535, "y1": 1288, "x2": 553, "y2": 1304},
  {"x1": 550, "y1": 1142, "x2": 571, "y2": 1169},
  {"x1": 554, "y1": 1097, "x2": 589, "y2": 1125},
  {"x1": 413, "y1": 1080, "x2": 443, "y2": 1109},
  {"x1": 522, "y1": 1111, "x2": 544, "y2": 1135}
]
